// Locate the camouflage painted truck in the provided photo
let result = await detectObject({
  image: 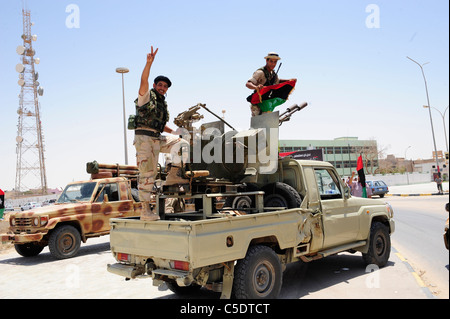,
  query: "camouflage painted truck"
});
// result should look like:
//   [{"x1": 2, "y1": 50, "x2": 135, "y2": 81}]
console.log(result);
[
  {"x1": 107, "y1": 106, "x2": 395, "y2": 299},
  {"x1": 1, "y1": 162, "x2": 141, "y2": 259}
]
